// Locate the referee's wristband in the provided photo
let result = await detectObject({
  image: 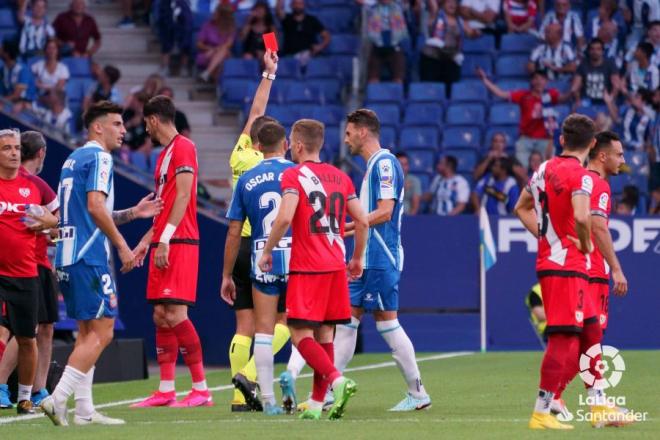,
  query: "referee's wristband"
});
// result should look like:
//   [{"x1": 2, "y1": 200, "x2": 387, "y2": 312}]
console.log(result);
[
  {"x1": 262, "y1": 71, "x2": 276, "y2": 81},
  {"x1": 159, "y1": 223, "x2": 177, "y2": 245}
]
